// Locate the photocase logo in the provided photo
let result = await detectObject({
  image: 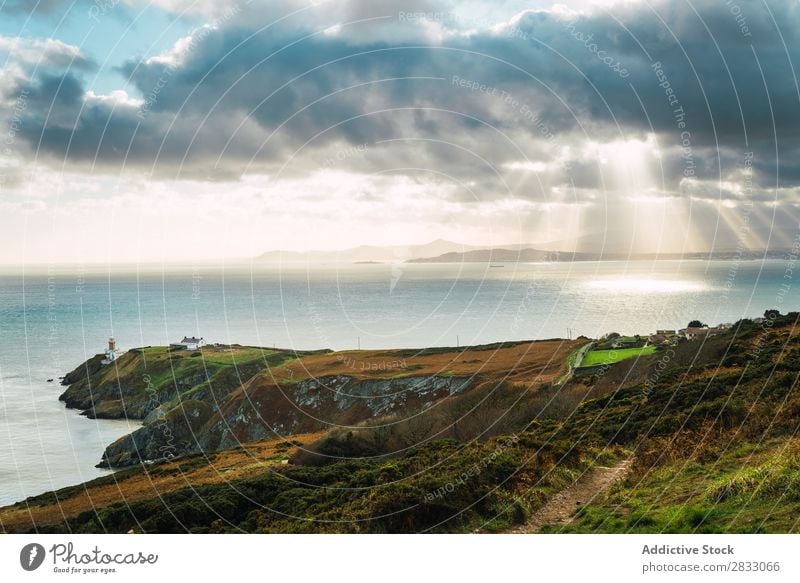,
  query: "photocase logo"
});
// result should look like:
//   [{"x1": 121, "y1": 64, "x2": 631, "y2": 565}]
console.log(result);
[{"x1": 19, "y1": 543, "x2": 46, "y2": 571}]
